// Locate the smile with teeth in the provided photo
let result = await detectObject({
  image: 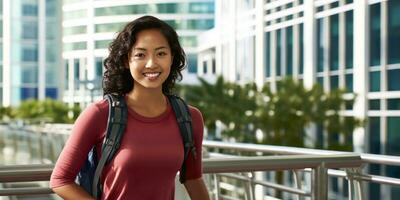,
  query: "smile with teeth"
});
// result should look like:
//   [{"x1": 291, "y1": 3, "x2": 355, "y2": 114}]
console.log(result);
[{"x1": 143, "y1": 72, "x2": 161, "y2": 78}]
